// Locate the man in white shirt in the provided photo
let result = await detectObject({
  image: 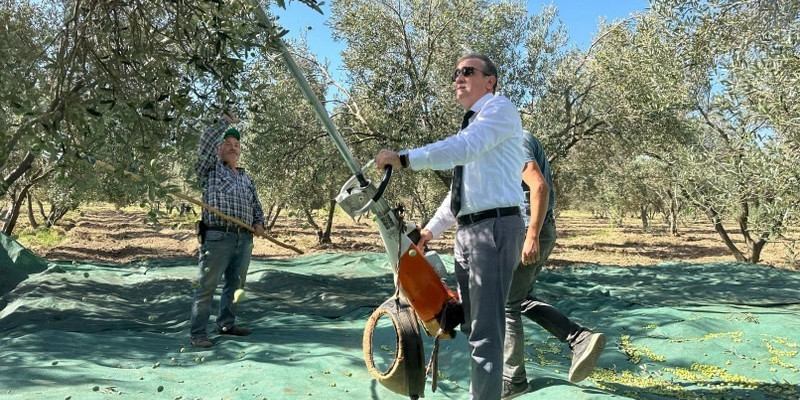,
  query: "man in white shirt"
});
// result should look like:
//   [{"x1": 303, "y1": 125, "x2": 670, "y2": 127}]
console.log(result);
[{"x1": 376, "y1": 53, "x2": 525, "y2": 400}]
